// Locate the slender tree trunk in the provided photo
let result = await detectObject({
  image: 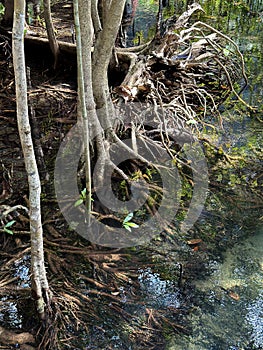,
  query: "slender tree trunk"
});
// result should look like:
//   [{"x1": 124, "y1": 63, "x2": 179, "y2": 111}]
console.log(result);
[
  {"x1": 12, "y1": 0, "x2": 50, "y2": 320},
  {"x1": 75, "y1": 0, "x2": 128, "y2": 186},
  {"x1": 74, "y1": 0, "x2": 95, "y2": 222},
  {"x1": 43, "y1": 0, "x2": 60, "y2": 68},
  {"x1": 92, "y1": 0, "x2": 126, "y2": 127},
  {"x1": 91, "y1": 0, "x2": 102, "y2": 36}
]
